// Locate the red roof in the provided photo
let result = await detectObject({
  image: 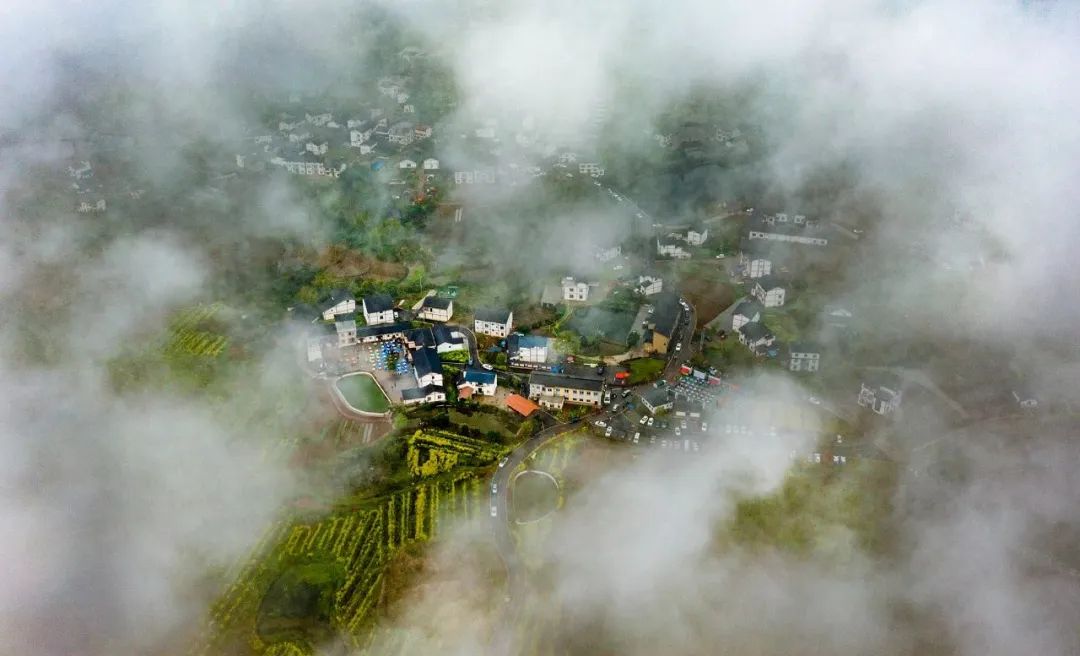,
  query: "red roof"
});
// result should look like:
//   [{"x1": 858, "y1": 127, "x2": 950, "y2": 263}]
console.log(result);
[{"x1": 506, "y1": 394, "x2": 540, "y2": 417}]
